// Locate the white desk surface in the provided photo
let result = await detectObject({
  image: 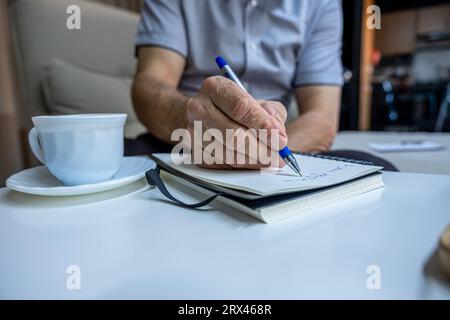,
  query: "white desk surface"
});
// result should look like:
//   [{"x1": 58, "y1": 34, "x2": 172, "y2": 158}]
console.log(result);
[
  {"x1": 0, "y1": 171, "x2": 449, "y2": 299},
  {"x1": 333, "y1": 131, "x2": 450, "y2": 175}
]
